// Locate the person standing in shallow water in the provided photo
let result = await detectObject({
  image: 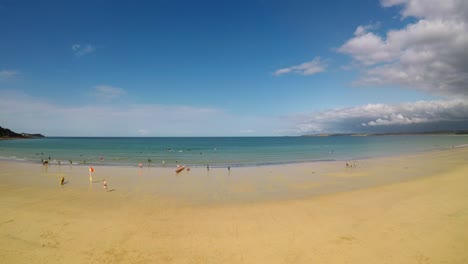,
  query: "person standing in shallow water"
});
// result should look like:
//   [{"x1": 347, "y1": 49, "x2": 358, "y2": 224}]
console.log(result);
[{"x1": 207, "y1": 164, "x2": 210, "y2": 171}]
